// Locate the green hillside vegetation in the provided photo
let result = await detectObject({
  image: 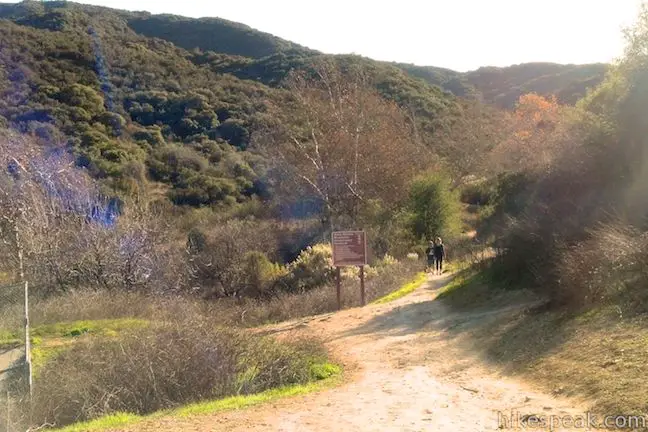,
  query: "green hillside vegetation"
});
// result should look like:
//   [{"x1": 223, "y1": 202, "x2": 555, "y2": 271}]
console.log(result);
[
  {"x1": 6, "y1": 0, "x2": 603, "y2": 113},
  {"x1": 126, "y1": 14, "x2": 316, "y2": 59},
  {"x1": 465, "y1": 62, "x2": 608, "y2": 108},
  {"x1": 396, "y1": 62, "x2": 608, "y2": 108},
  {"x1": 0, "y1": 0, "x2": 463, "y2": 209}
]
